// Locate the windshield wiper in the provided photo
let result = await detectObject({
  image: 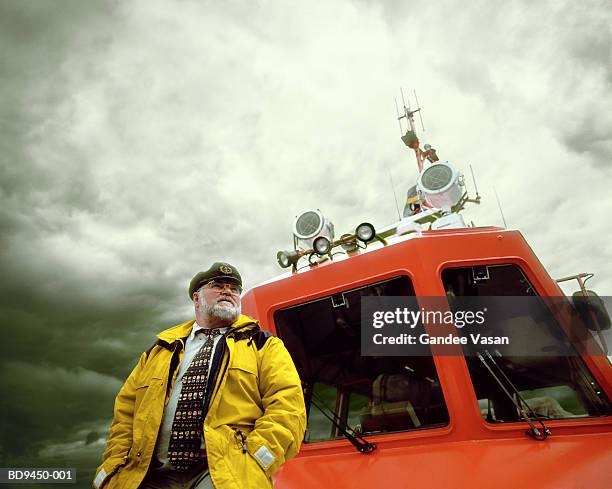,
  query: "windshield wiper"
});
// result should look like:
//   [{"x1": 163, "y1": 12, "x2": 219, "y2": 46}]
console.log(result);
[
  {"x1": 477, "y1": 350, "x2": 551, "y2": 441},
  {"x1": 310, "y1": 391, "x2": 376, "y2": 453}
]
